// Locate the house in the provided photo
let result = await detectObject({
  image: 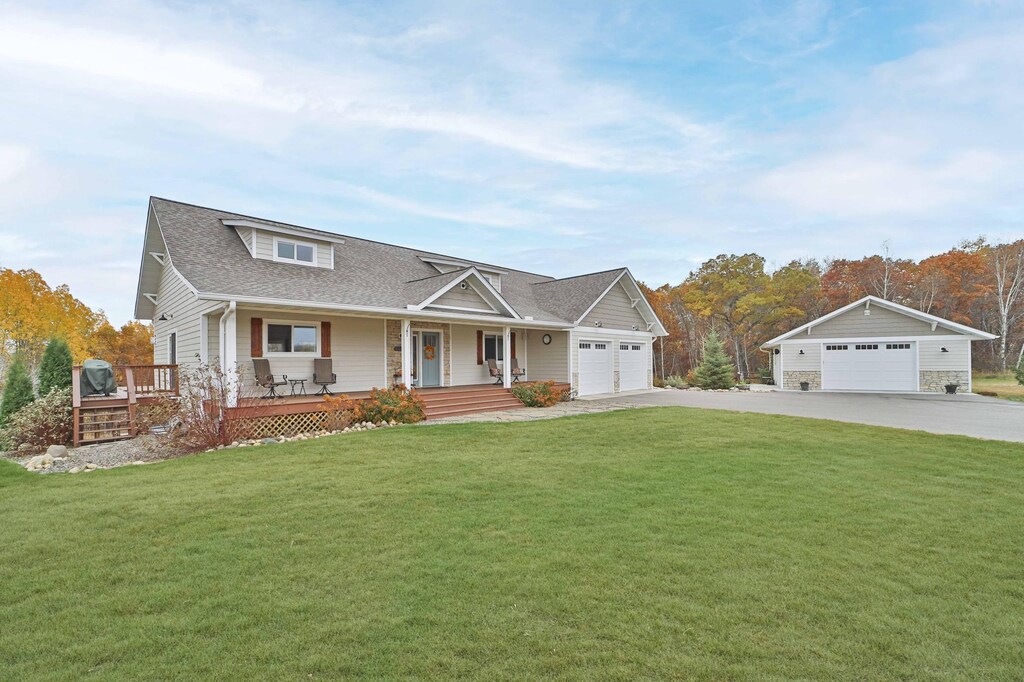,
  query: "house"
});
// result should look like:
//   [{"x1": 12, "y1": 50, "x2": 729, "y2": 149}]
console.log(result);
[
  {"x1": 761, "y1": 295, "x2": 997, "y2": 393},
  {"x1": 134, "y1": 198, "x2": 667, "y2": 405}
]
